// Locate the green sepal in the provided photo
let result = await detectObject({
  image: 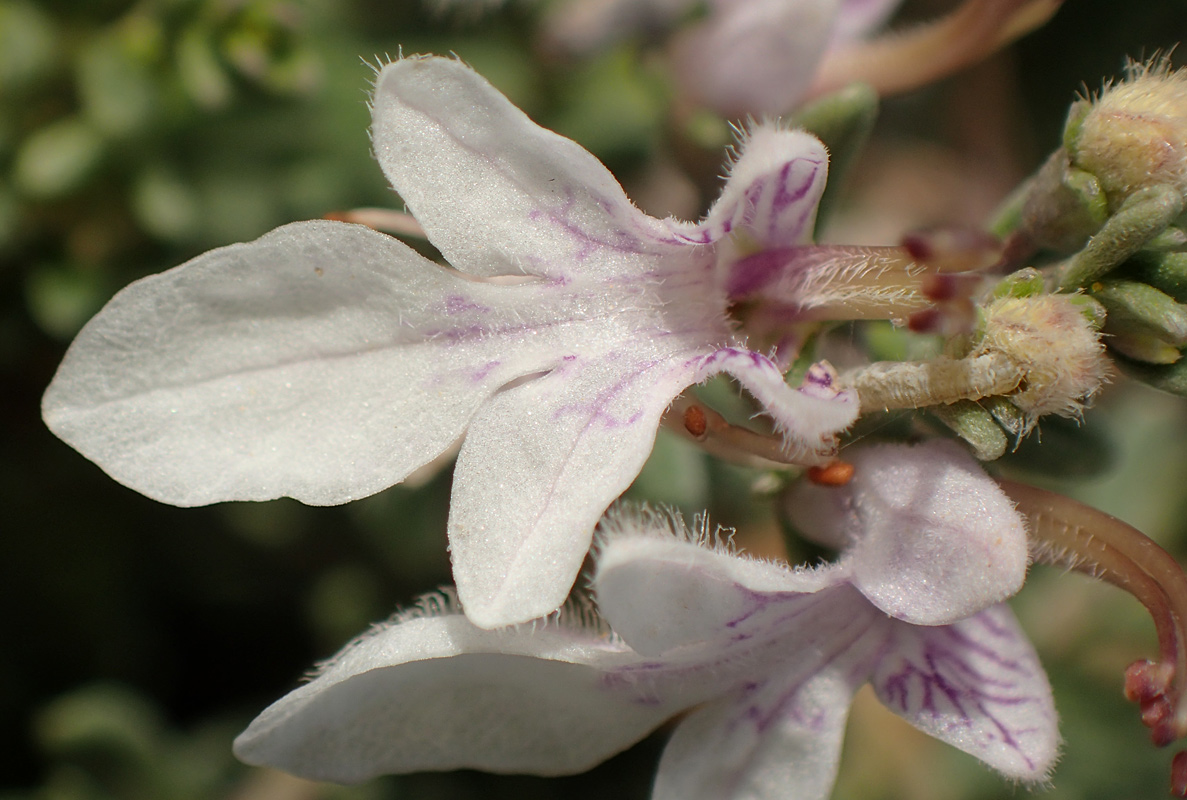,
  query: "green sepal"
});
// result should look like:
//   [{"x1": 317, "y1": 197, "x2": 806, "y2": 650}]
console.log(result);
[
  {"x1": 1062, "y1": 99, "x2": 1093, "y2": 151},
  {"x1": 1121, "y1": 249, "x2": 1187, "y2": 303},
  {"x1": 1091, "y1": 278, "x2": 1187, "y2": 346},
  {"x1": 928, "y1": 401, "x2": 1008, "y2": 461},
  {"x1": 991, "y1": 267, "x2": 1046, "y2": 300},
  {"x1": 1058, "y1": 183, "x2": 1185, "y2": 289},
  {"x1": 1108, "y1": 331, "x2": 1182, "y2": 364},
  {"x1": 1012, "y1": 151, "x2": 1107, "y2": 254},
  {"x1": 983, "y1": 395, "x2": 1027, "y2": 439},
  {"x1": 1066, "y1": 293, "x2": 1108, "y2": 328},
  {"x1": 1142, "y1": 226, "x2": 1187, "y2": 252}
]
